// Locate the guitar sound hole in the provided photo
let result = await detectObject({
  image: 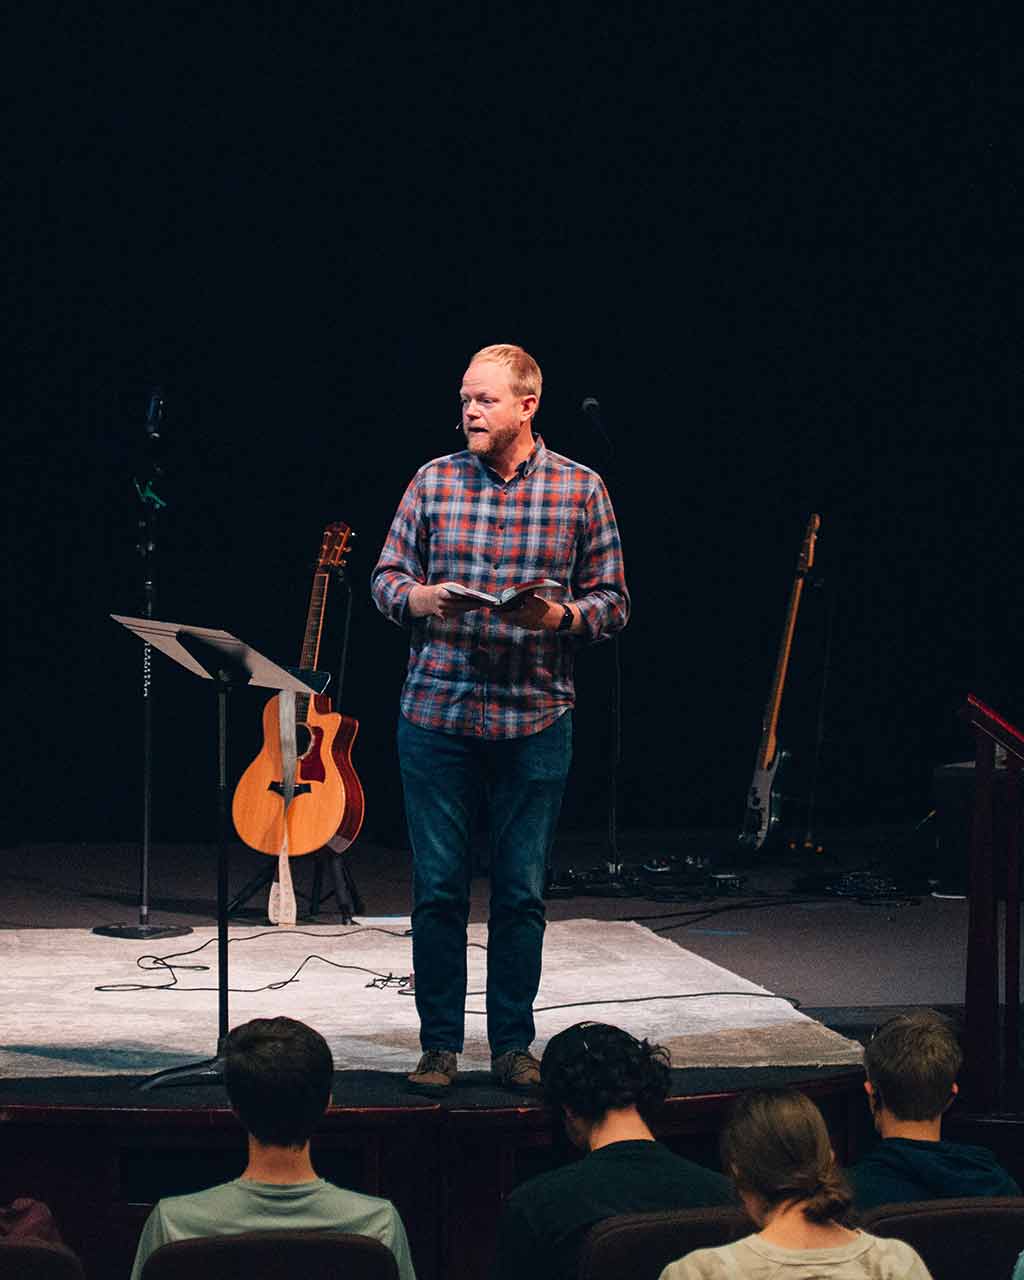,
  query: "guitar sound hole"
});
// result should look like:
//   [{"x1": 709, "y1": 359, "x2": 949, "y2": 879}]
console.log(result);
[{"x1": 295, "y1": 723, "x2": 312, "y2": 758}]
